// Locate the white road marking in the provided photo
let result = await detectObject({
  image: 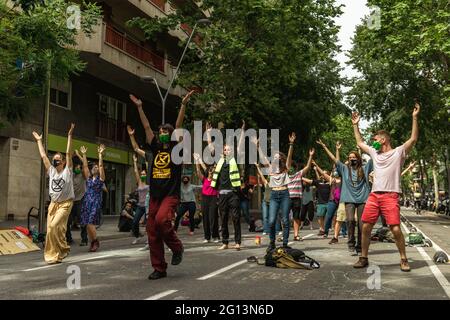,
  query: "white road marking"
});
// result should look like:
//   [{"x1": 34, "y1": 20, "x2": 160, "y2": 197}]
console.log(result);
[
  {"x1": 443, "y1": 226, "x2": 449, "y2": 229},
  {"x1": 400, "y1": 220, "x2": 450, "y2": 299},
  {"x1": 302, "y1": 233, "x2": 315, "y2": 240},
  {"x1": 197, "y1": 260, "x2": 247, "y2": 280},
  {"x1": 416, "y1": 247, "x2": 450, "y2": 299},
  {"x1": 145, "y1": 290, "x2": 178, "y2": 300},
  {"x1": 22, "y1": 254, "x2": 116, "y2": 272}
]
